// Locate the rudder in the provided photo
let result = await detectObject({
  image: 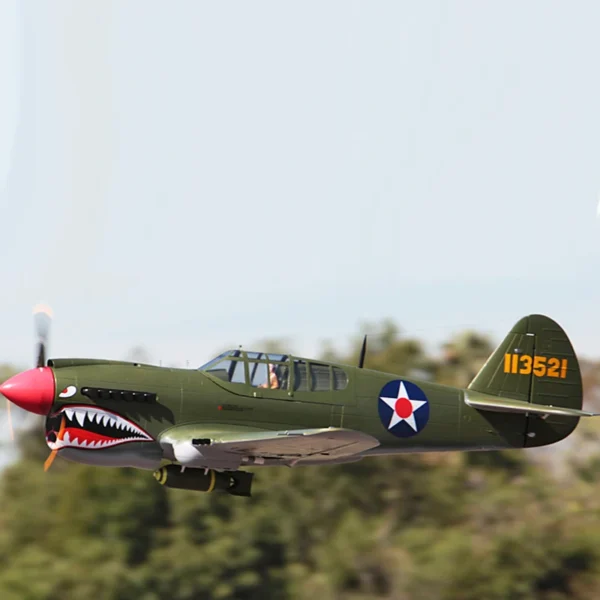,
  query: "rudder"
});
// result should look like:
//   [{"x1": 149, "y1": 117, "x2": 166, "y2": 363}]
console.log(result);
[{"x1": 468, "y1": 314, "x2": 583, "y2": 447}]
